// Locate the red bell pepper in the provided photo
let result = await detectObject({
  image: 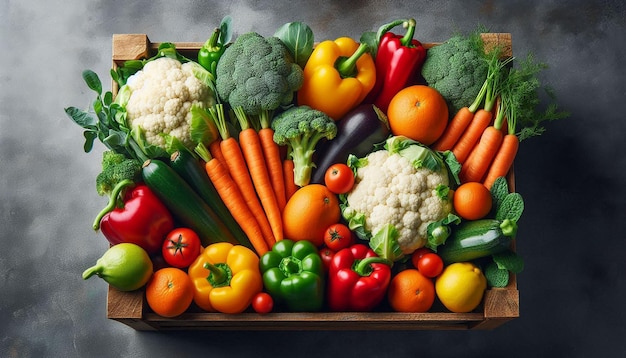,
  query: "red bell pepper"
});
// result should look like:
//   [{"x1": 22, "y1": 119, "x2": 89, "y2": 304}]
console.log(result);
[
  {"x1": 369, "y1": 18, "x2": 427, "y2": 113},
  {"x1": 96, "y1": 182, "x2": 174, "y2": 255},
  {"x1": 327, "y1": 244, "x2": 392, "y2": 311}
]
